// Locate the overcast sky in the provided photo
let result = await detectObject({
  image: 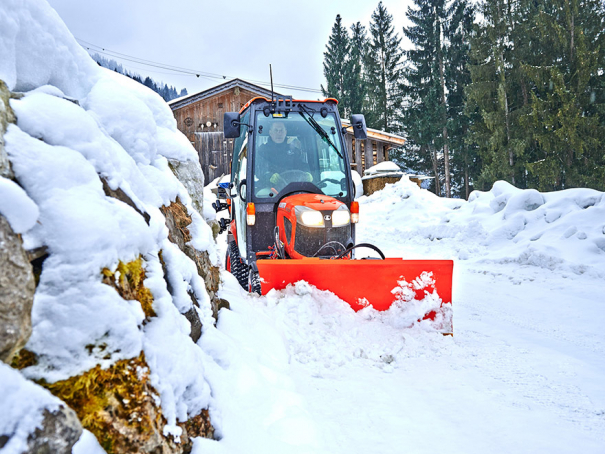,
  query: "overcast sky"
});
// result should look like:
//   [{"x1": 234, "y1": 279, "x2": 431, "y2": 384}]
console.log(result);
[{"x1": 46, "y1": 0, "x2": 416, "y2": 100}]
